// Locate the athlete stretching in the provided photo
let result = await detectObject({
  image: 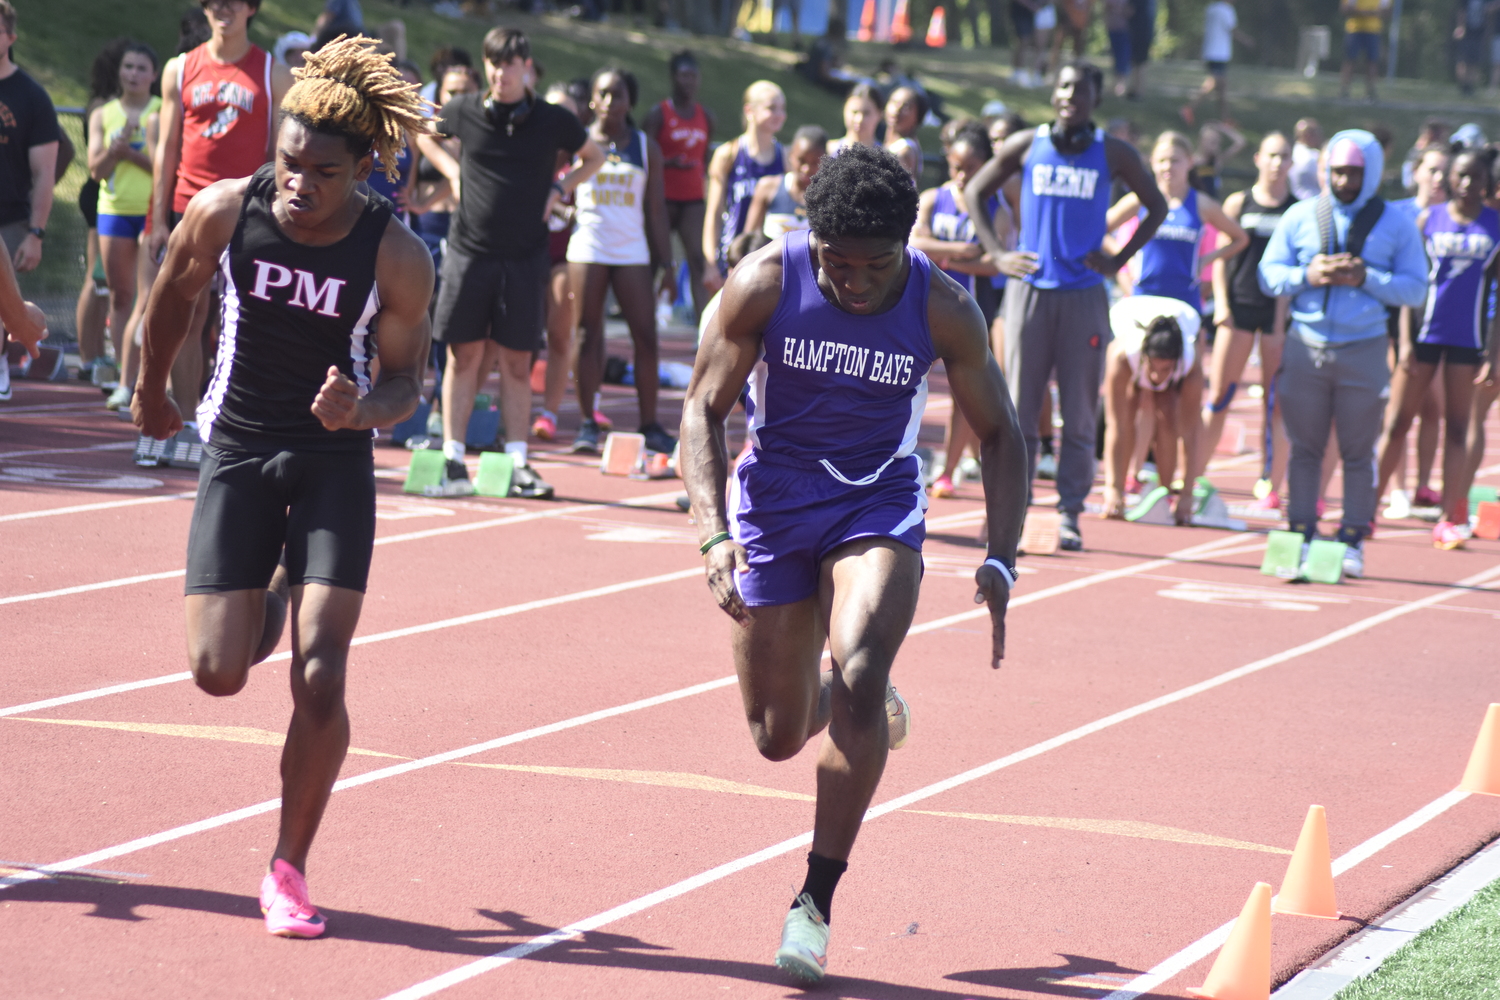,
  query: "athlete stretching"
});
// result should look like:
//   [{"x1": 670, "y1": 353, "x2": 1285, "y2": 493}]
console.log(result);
[
  {"x1": 131, "y1": 37, "x2": 434, "y2": 937},
  {"x1": 681, "y1": 144, "x2": 1028, "y2": 982}
]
